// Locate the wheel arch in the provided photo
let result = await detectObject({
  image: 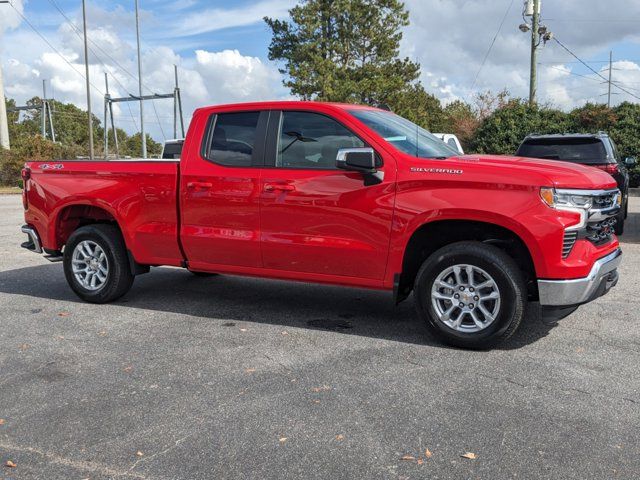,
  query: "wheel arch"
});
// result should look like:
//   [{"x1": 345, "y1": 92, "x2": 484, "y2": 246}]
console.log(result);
[
  {"x1": 395, "y1": 219, "x2": 538, "y2": 303},
  {"x1": 55, "y1": 206, "x2": 149, "y2": 276},
  {"x1": 53, "y1": 203, "x2": 122, "y2": 250}
]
